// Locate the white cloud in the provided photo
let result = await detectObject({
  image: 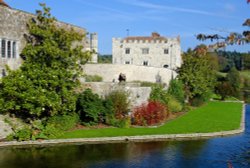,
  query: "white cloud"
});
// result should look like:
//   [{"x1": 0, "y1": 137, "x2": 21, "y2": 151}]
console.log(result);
[{"x1": 117, "y1": 0, "x2": 237, "y2": 18}]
